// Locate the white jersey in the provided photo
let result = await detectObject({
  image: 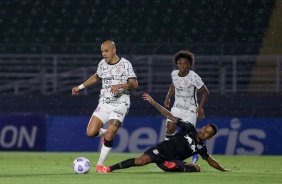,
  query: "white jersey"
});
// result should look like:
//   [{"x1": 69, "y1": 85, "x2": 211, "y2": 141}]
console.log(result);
[
  {"x1": 171, "y1": 70, "x2": 204, "y2": 111},
  {"x1": 96, "y1": 57, "x2": 137, "y2": 105}
]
